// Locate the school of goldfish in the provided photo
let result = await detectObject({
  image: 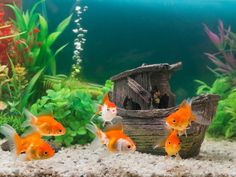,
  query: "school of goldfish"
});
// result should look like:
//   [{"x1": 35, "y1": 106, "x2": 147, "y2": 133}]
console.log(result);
[
  {"x1": 0, "y1": 93, "x2": 209, "y2": 161},
  {"x1": 0, "y1": 109, "x2": 65, "y2": 161},
  {"x1": 155, "y1": 99, "x2": 210, "y2": 159}
]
